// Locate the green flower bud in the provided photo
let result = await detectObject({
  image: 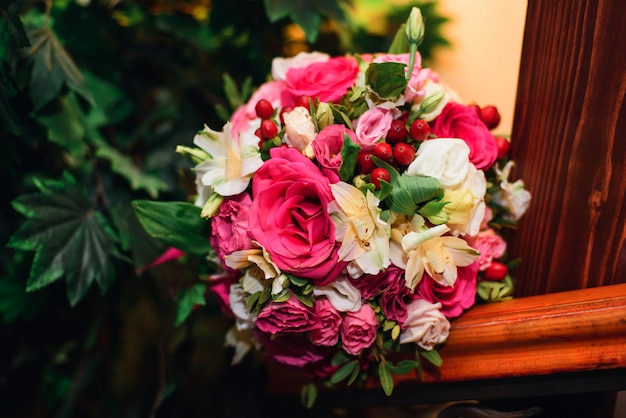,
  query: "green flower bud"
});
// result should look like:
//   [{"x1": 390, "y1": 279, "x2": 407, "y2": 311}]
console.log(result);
[
  {"x1": 405, "y1": 7, "x2": 425, "y2": 46},
  {"x1": 201, "y1": 192, "x2": 224, "y2": 218},
  {"x1": 176, "y1": 145, "x2": 211, "y2": 165},
  {"x1": 420, "y1": 89, "x2": 446, "y2": 114},
  {"x1": 315, "y1": 102, "x2": 334, "y2": 130}
]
